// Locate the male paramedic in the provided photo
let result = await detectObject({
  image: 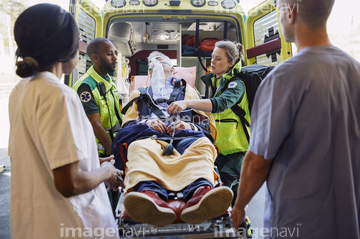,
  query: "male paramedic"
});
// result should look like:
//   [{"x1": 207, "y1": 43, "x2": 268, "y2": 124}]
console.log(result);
[
  {"x1": 112, "y1": 51, "x2": 233, "y2": 227},
  {"x1": 73, "y1": 37, "x2": 122, "y2": 157},
  {"x1": 231, "y1": 0, "x2": 360, "y2": 238}
]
